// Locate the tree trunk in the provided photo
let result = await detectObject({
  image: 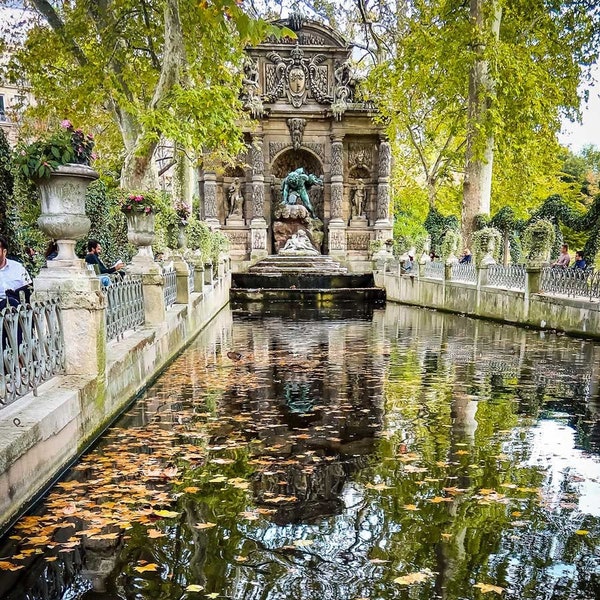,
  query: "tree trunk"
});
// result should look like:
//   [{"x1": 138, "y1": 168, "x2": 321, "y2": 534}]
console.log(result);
[{"x1": 461, "y1": 0, "x2": 502, "y2": 245}]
